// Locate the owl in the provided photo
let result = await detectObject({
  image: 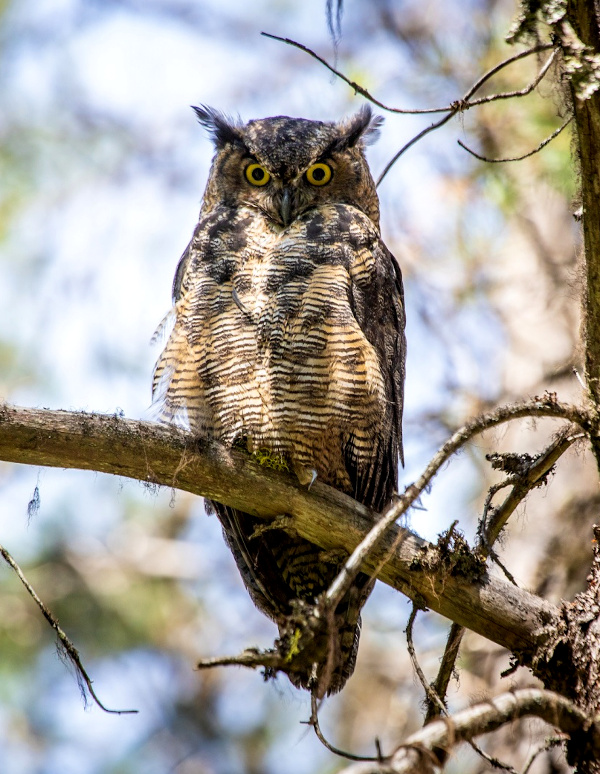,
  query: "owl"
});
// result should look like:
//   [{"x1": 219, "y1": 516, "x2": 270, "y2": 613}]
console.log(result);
[{"x1": 153, "y1": 104, "x2": 406, "y2": 695}]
